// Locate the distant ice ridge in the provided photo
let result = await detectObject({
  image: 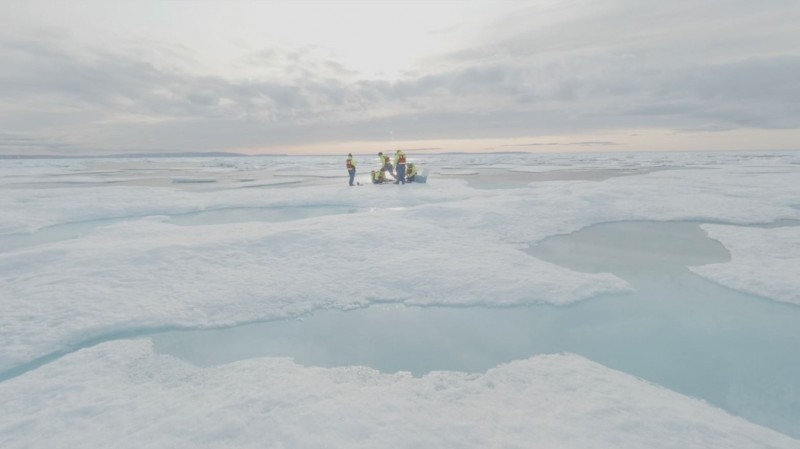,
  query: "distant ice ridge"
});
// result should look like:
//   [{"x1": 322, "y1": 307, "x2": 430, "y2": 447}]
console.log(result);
[
  {"x1": 1, "y1": 340, "x2": 797, "y2": 449},
  {"x1": 692, "y1": 224, "x2": 800, "y2": 305}
]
